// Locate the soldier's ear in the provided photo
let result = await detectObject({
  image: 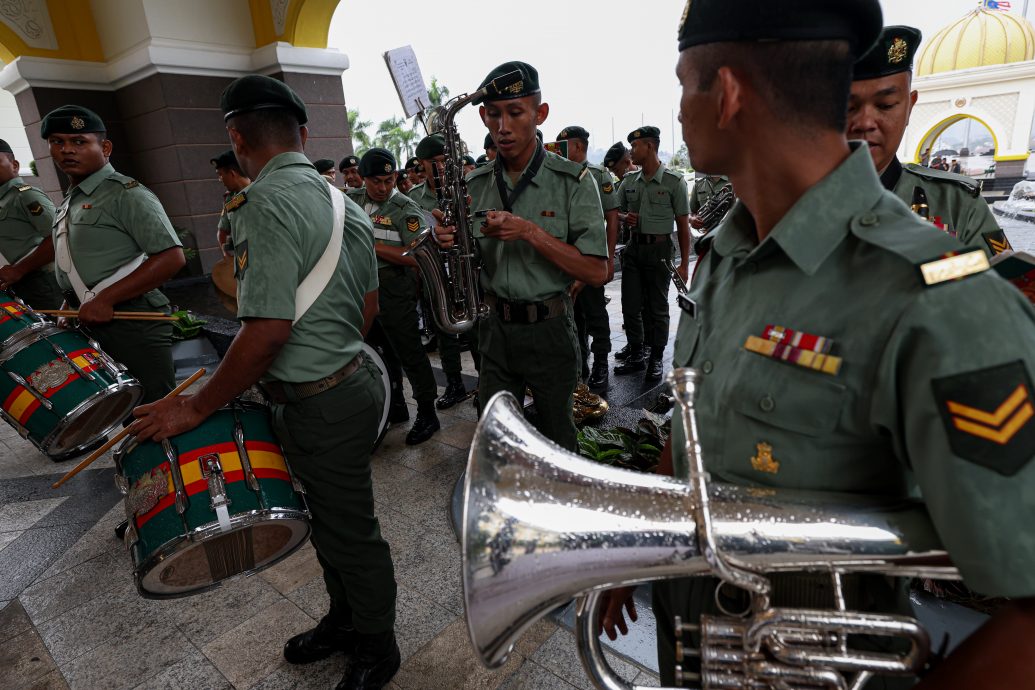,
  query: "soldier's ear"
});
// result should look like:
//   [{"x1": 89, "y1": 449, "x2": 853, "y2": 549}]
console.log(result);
[
  {"x1": 535, "y1": 101, "x2": 549, "y2": 126},
  {"x1": 905, "y1": 89, "x2": 918, "y2": 126},
  {"x1": 299, "y1": 125, "x2": 309, "y2": 148},
  {"x1": 714, "y1": 66, "x2": 743, "y2": 131},
  {"x1": 100, "y1": 138, "x2": 113, "y2": 158}
]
